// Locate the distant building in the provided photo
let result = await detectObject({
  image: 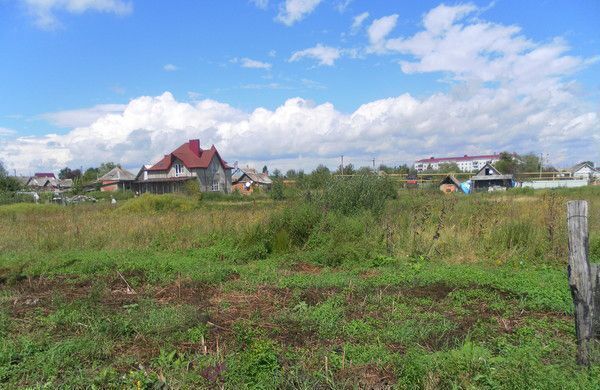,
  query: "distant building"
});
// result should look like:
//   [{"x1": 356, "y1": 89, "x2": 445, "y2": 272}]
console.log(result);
[
  {"x1": 132, "y1": 139, "x2": 232, "y2": 194},
  {"x1": 470, "y1": 163, "x2": 514, "y2": 192},
  {"x1": 570, "y1": 162, "x2": 599, "y2": 180},
  {"x1": 34, "y1": 172, "x2": 56, "y2": 179},
  {"x1": 232, "y1": 167, "x2": 272, "y2": 194},
  {"x1": 98, "y1": 167, "x2": 136, "y2": 192},
  {"x1": 414, "y1": 154, "x2": 500, "y2": 172}
]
